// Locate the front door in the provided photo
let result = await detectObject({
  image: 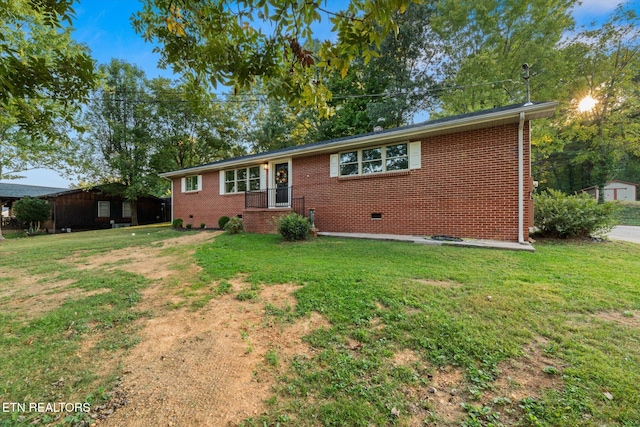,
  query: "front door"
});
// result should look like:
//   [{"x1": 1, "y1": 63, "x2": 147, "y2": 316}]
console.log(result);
[{"x1": 274, "y1": 162, "x2": 289, "y2": 206}]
